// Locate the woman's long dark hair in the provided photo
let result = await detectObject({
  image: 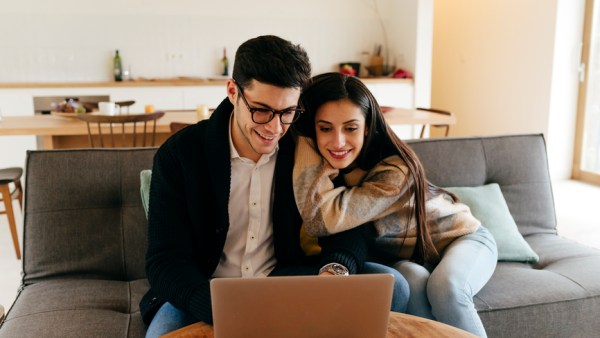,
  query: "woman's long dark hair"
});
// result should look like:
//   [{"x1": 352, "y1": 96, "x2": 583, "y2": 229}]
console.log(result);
[{"x1": 295, "y1": 72, "x2": 440, "y2": 265}]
